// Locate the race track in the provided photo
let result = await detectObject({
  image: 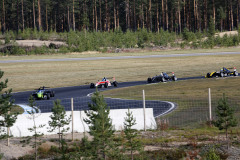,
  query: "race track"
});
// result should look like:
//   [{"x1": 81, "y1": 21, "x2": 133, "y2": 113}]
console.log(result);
[
  {"x1": 10, "y1": 51, "x2": 240, "y2": 117},
  {"x1": 12, "y1": 76, "x2": 208, "y2": 117}
]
